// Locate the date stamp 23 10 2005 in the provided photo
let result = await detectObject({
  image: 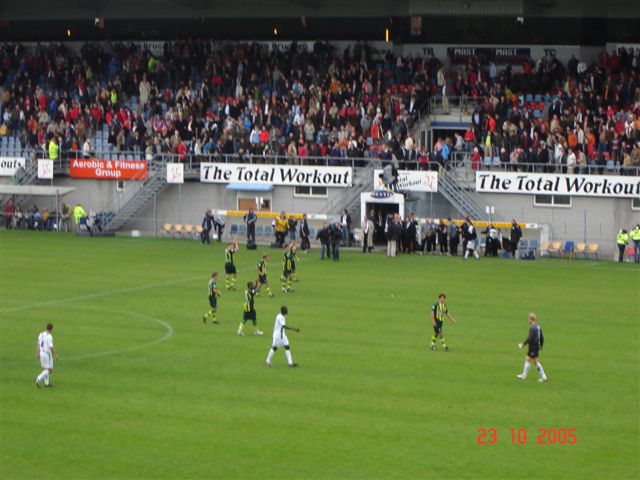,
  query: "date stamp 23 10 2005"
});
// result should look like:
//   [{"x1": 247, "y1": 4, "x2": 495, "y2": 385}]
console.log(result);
[{"x1": 477, "y1": 428, "x2": 577, "y2": 445}]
